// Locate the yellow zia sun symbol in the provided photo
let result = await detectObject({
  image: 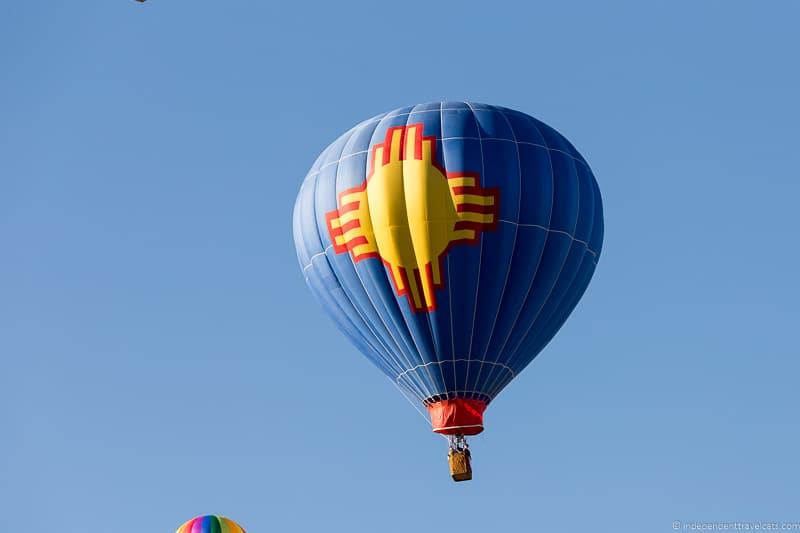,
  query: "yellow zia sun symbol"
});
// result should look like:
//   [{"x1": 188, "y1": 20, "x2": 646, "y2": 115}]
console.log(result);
[{"x1": 326, "y1": 123, "x2": 498, "y2": 312}]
